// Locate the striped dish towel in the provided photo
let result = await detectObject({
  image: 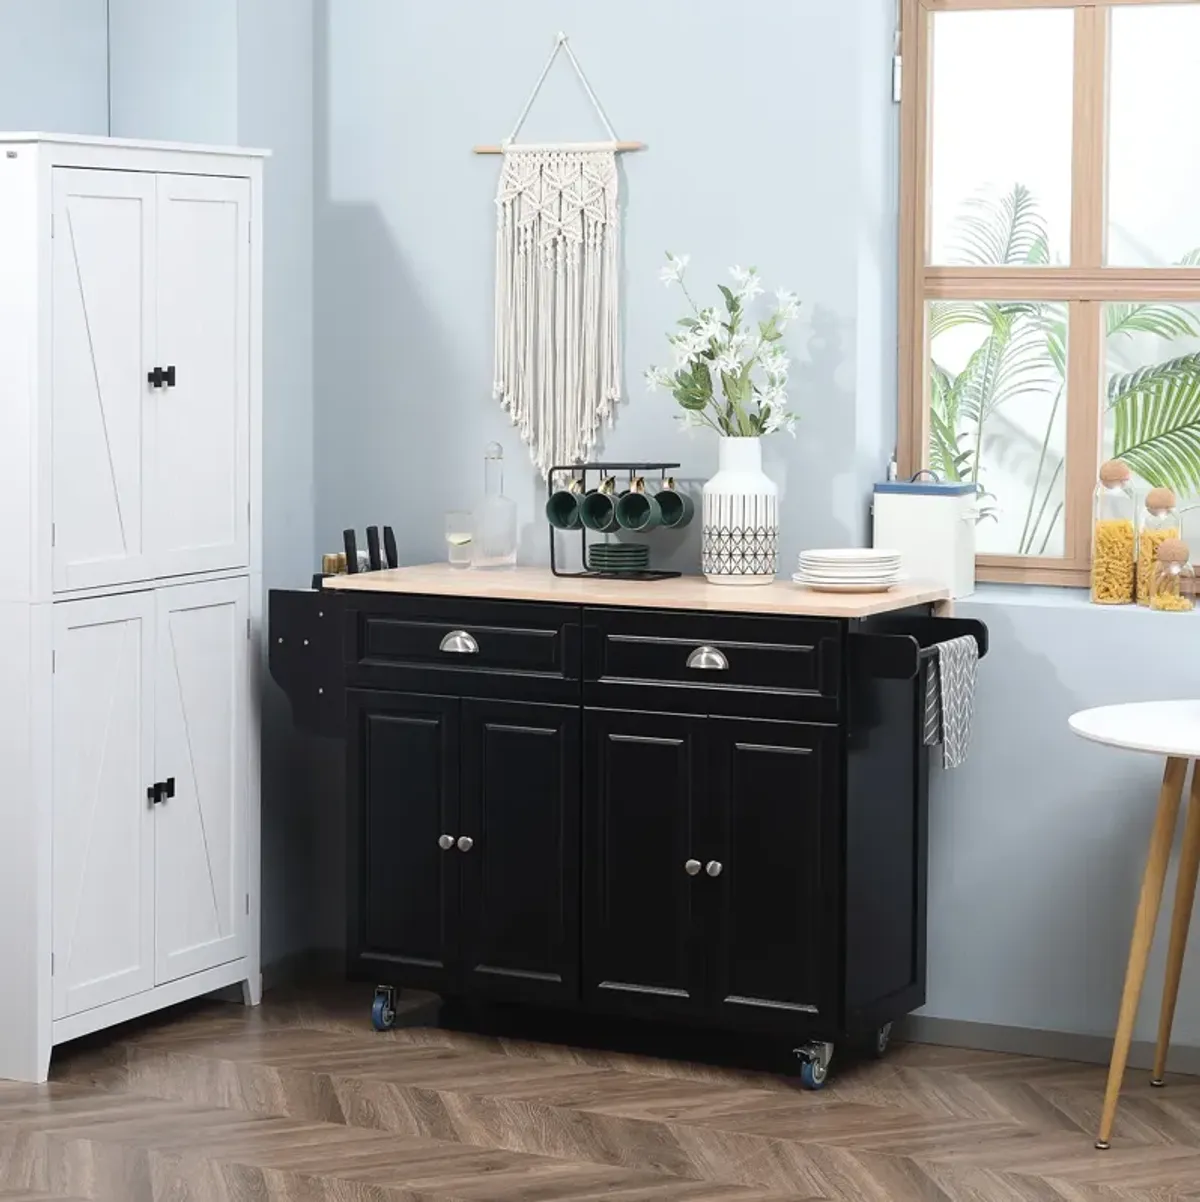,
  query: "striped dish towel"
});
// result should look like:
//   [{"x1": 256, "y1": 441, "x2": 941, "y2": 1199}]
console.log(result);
[{"x1": 922, "y1": 635, "x2": 978, "y2": 769}]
